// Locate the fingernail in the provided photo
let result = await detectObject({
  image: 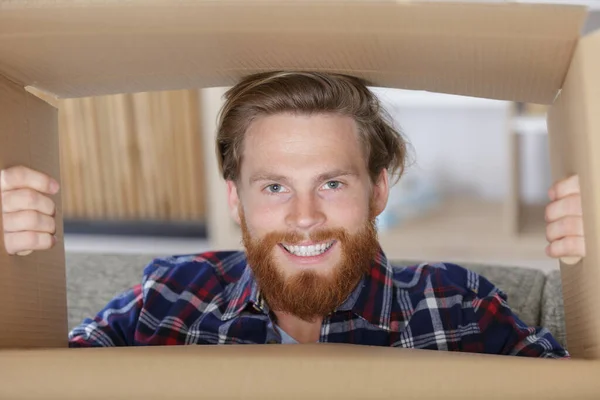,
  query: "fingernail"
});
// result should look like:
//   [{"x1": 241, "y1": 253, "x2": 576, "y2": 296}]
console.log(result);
[{"x1": 50, "y1": 180, "x2": 60, "y2": 194}]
